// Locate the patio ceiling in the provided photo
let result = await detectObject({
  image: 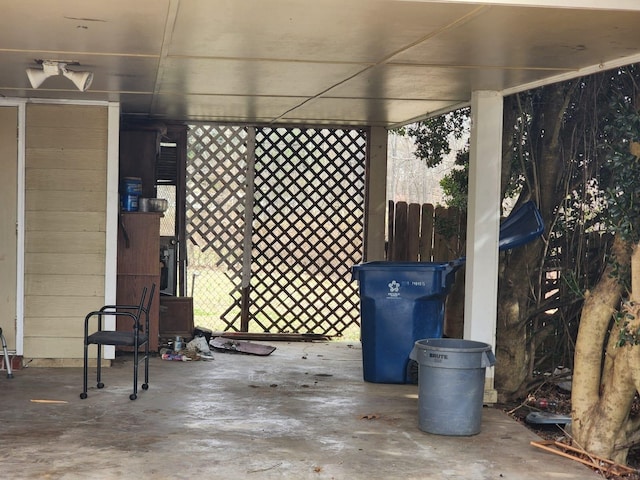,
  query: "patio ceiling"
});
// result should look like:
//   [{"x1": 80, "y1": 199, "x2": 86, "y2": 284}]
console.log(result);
[{"x1": 2, "y1": 0, "x2": 640, "y2": 127}]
